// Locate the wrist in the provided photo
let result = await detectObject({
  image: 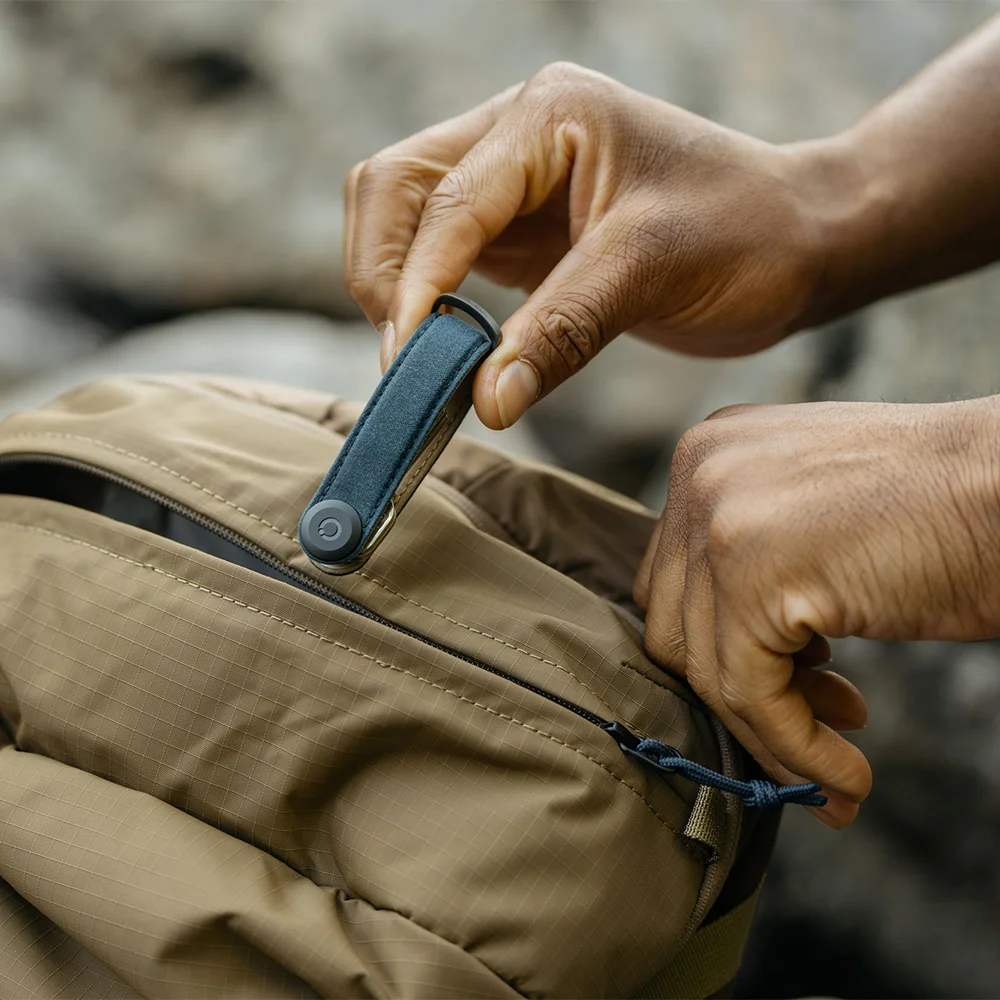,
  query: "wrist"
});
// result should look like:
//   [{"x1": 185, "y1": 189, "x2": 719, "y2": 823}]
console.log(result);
[
  {"x1": 936, "y1": 396, "x2": 1000, "y2": 636},
  {"x1": 780, "y1": 130, "x2": 894, "y2": 332},
  {"x1": 959, "y1": 396, "x2": 1000, "y2": 531}
]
